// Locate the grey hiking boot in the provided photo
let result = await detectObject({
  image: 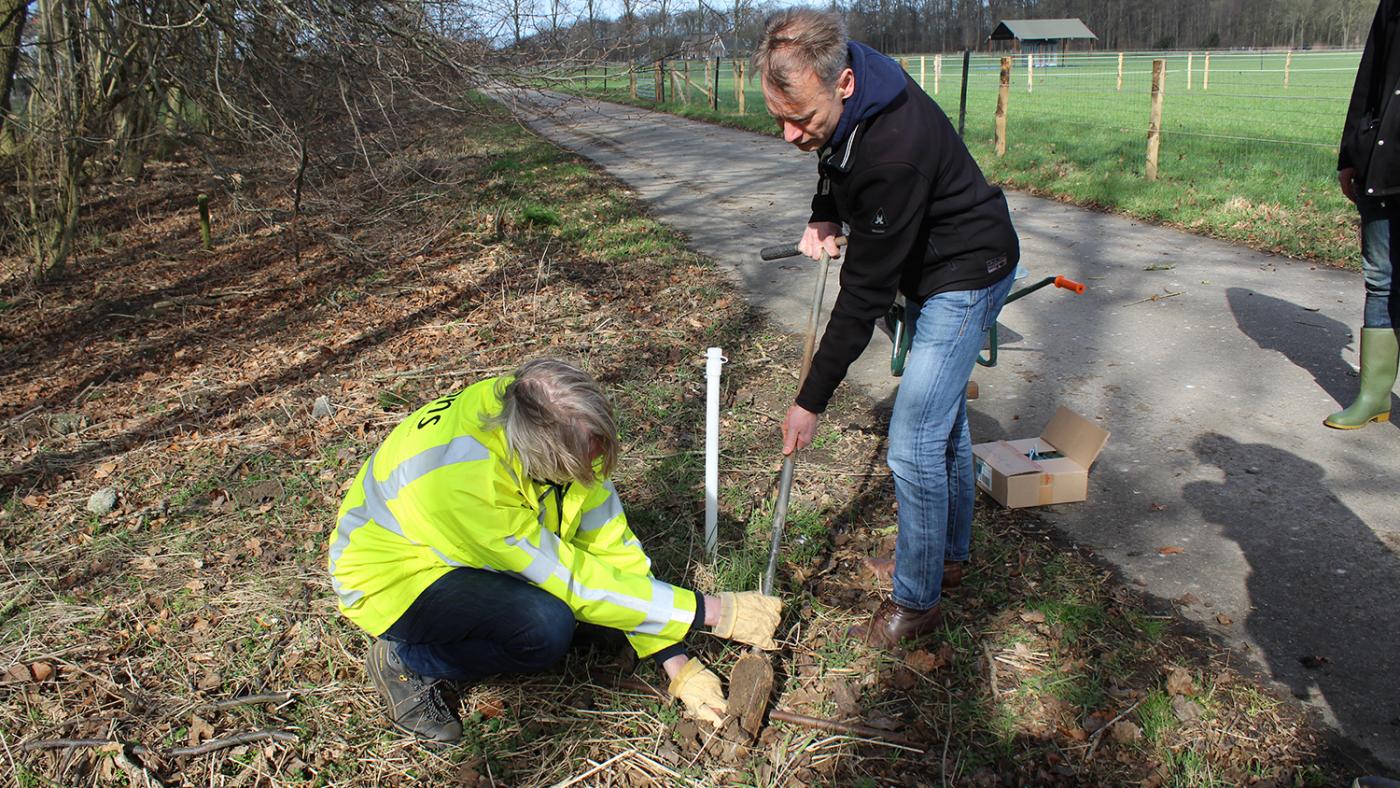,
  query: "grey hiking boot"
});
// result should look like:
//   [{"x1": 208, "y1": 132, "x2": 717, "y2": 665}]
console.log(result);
[{"x1": 365, "y1": 639, "x2": 463, "y2": 743}]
